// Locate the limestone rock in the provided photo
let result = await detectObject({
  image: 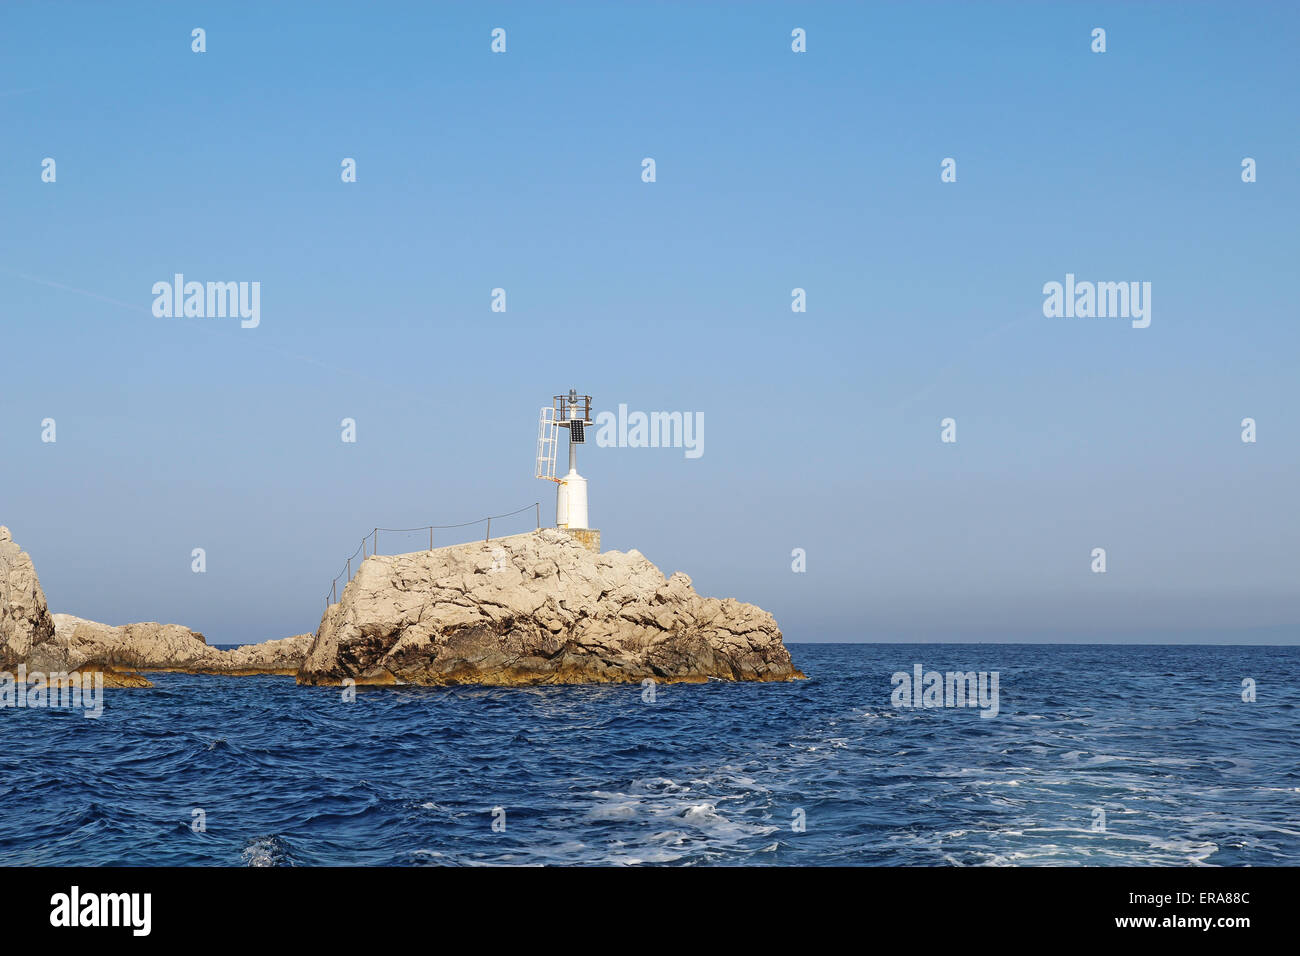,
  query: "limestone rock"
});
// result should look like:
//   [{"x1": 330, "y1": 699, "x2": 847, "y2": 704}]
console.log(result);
[
  {"x1": 0, "y1": 526, "x2": 56, "y2": 671},
  {"x1": 1, "y1": 525, "x2": 312, "y2": 683},
  {"x1": 298, "y1": 529, "x2": 804, "y2": 686},
  {"x1": 36, "y1": 615, "x2": 312, "y2": 678},
  {"x1": 206, "y1": 634, "x2": 314, "y2": 675},
  {"x1": 37, "y1": 615, "x2": 212, "y2": 674}
]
